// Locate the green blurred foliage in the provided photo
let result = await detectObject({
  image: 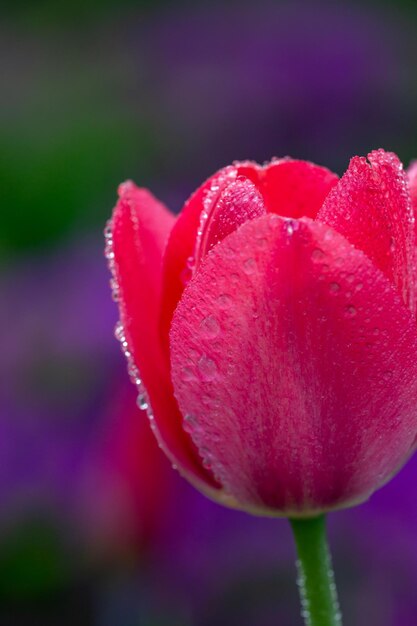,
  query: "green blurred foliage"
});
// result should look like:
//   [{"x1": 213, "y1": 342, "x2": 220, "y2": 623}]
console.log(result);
[
  {"x1": 1, "y1": 0, "x2": 161, "y2": 259},
  {"x1": 0, "y1": 112, "x2": 152, "y2": 256},
  {"x1": 2, "y1": 0, "x2": 166, "y2": 26},
  {"x1": 0, "y1": 519, "x2": 78, "y2": 599}
]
